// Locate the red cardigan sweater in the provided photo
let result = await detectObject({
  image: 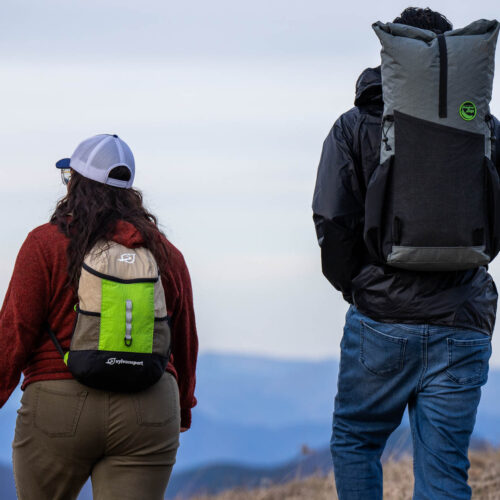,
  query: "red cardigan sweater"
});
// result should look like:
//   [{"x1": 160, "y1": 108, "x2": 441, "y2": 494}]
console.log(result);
[{"x1": 0, "y1": 220, "x2": 198, "y2": 429}]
